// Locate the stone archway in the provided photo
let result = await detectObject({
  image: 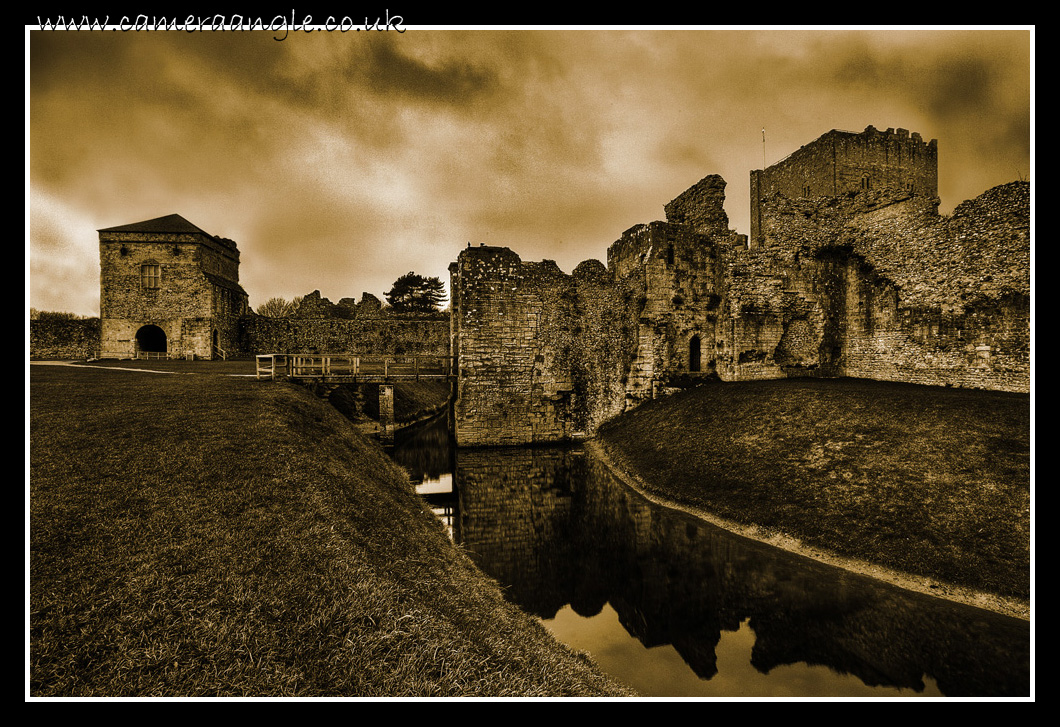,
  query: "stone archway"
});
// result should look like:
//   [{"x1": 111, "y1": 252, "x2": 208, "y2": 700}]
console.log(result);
[
  {"x1": 135, "y1": 324, "x2": 167, "y2": 354},
  {"x1": 689, "y1": 334, "x2": 702, "y2": 372}
]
